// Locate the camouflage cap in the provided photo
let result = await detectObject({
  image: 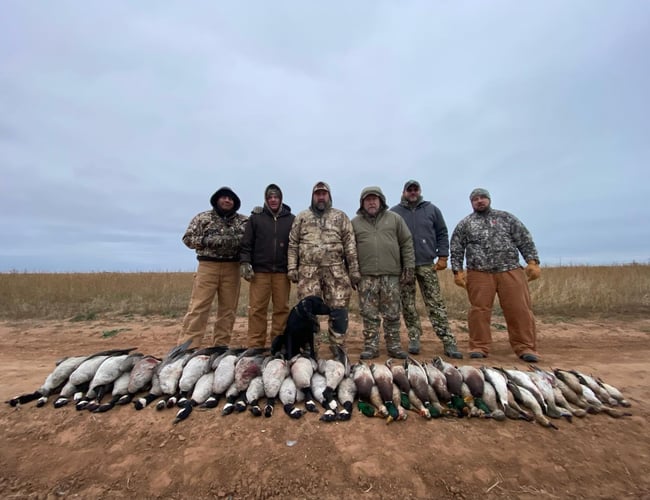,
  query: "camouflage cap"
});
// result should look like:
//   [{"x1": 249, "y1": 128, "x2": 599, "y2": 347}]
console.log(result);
[
  {"x1": 312, "y1": 181, "x2": 331, "y2": 194},
  {"x1": 469, "y1": 188, "x2": 491, "y2": 200},
  {"x1": 403, "y1": 179, "x2": 420, "y2": 191}
]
